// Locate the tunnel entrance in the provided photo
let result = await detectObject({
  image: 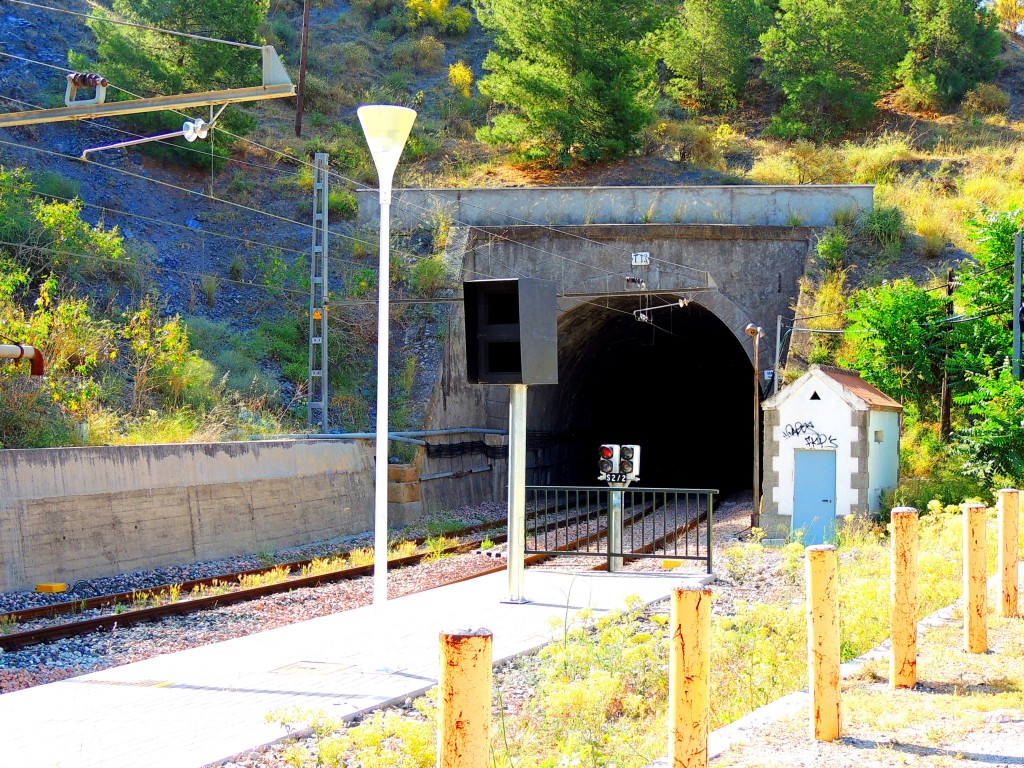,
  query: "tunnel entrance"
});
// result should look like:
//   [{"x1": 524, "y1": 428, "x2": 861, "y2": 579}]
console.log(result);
[{"x1": 528, "y1": 297, "x2": 758, "y2": 494}]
